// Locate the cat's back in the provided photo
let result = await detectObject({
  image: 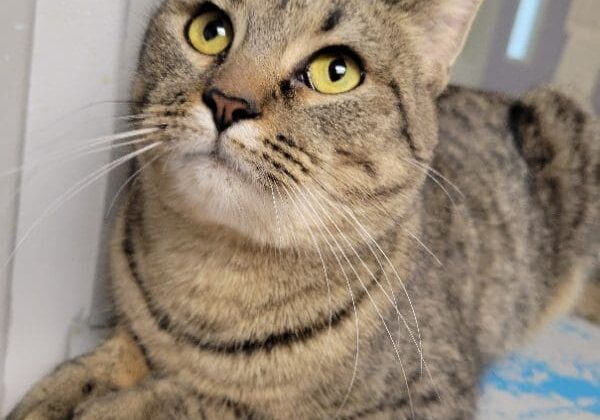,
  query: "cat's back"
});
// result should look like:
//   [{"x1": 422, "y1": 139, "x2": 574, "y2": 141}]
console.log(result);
[
  {"x1": 435, "y1": 85, "x2": 524, "y2": 180},
  {"x1": 433, "y1": 84, "x2": 598, "y2": 264},
  {"x1": 423, "y1": 85, "x2": 598, "y2": 359}
]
